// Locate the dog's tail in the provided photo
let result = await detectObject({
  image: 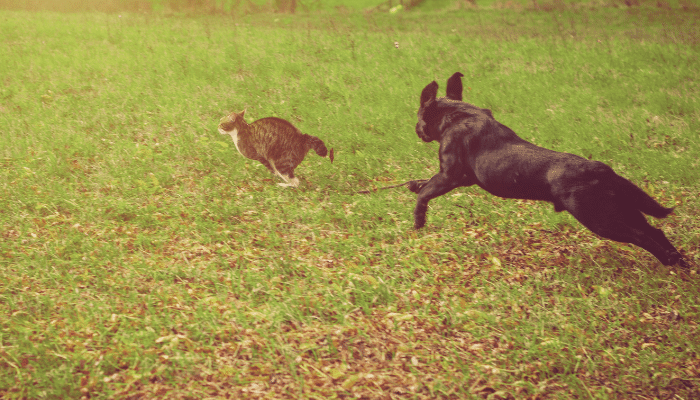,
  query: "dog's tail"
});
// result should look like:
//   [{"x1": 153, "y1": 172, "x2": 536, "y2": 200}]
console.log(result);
[
  {"x1": 615, "y1": 175, "x2": 674, "y2": 218},
  {"x1": 307, "y1": 136, "x2": 333, "y2": 163}
]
